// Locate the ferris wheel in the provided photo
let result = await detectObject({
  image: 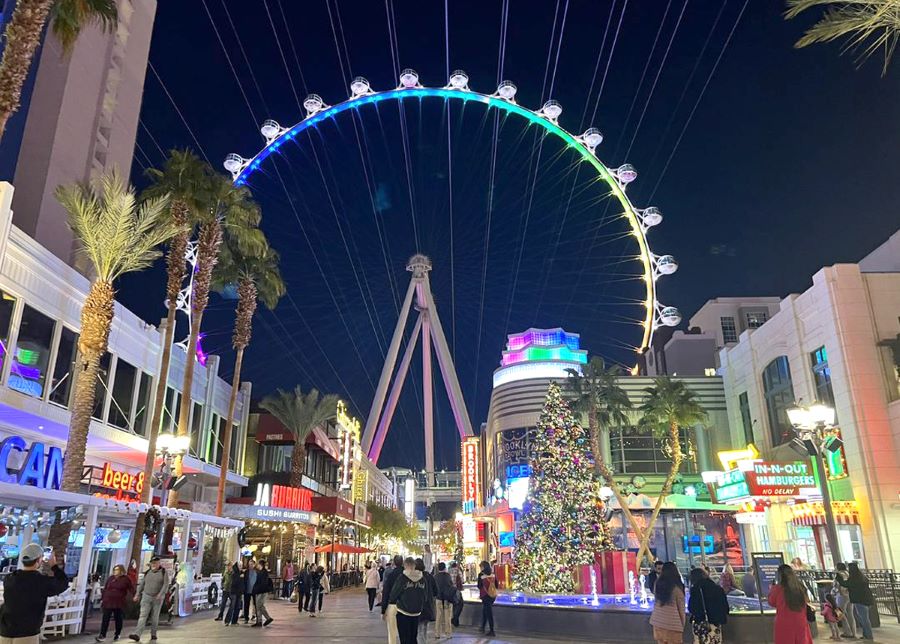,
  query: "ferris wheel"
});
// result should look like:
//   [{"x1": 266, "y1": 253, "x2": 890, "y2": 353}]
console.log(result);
[{"x1": 223, "y1": 68, "x2": 681, "y2": 361}]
